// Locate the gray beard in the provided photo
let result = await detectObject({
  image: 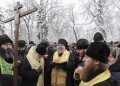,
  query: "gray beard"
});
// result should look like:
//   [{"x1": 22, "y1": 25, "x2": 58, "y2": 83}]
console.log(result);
[
  {"x1": 5, "y1": 49, "x2": 14, "y2": 59},
  {"x1": 0, "y1": 48, "x2": 14, "y2": 63},
  {"x1": 57, "y1": 49, "x2": 64, "y2": 55}
]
